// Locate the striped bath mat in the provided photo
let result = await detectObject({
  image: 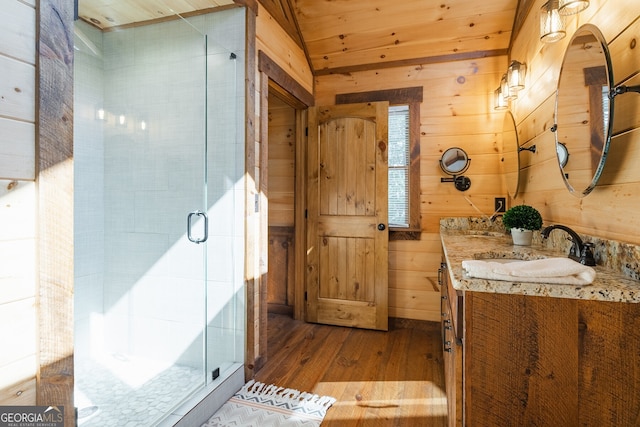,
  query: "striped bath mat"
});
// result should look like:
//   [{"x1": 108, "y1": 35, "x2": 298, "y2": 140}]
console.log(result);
[{"x1": 202, "y1": 380, "x2": 336, "y2": 427}]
